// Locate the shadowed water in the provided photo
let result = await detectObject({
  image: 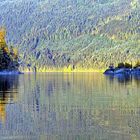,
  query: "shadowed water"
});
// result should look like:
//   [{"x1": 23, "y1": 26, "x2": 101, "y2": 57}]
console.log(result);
[{"x1": 0, "y1": 73, "x2": 140, "y2": 140}]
